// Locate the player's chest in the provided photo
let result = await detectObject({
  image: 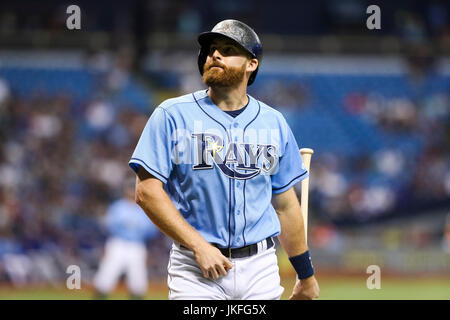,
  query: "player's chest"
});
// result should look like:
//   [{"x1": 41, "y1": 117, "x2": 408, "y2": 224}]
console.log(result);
[{"x1": 174, "y1": 119, "x2": 281, "y2": 180}]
